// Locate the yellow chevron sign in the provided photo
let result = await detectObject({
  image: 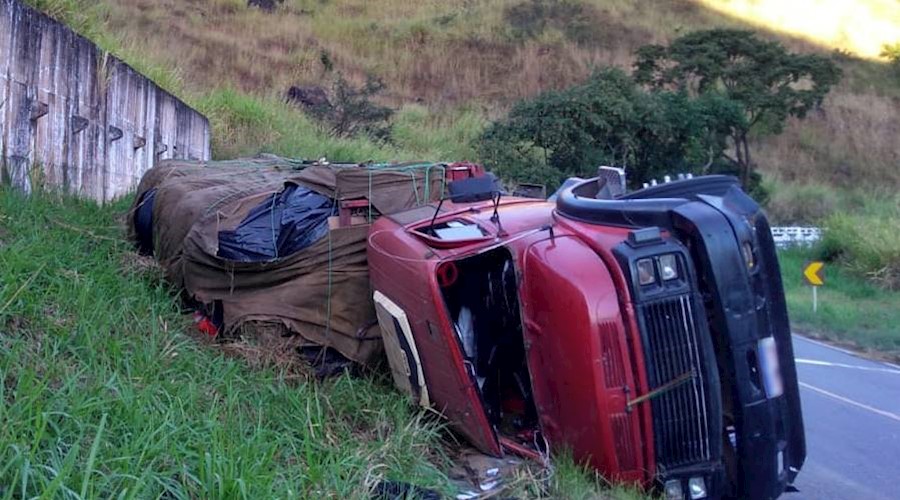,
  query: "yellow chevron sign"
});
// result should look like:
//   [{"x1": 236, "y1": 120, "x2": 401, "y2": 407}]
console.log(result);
[{"x1": 803, "y1": 261, "x2": 825, "y2": 286}]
